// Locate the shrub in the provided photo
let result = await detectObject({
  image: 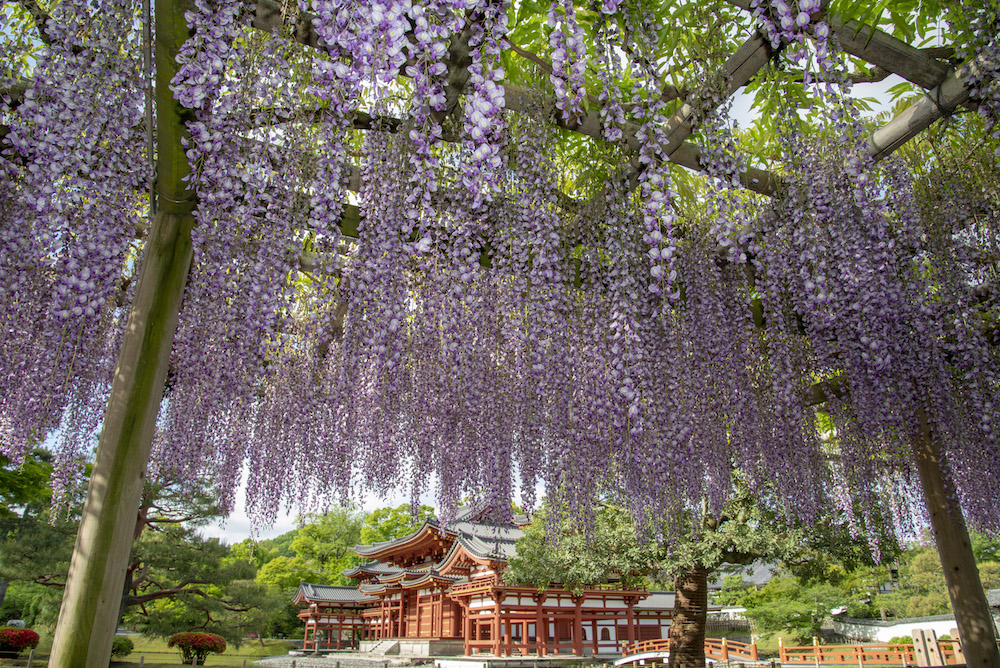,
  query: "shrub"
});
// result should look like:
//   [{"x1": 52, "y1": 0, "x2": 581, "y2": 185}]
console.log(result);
[
  {"x1": 168, "y1": 632, "x2": 227, "y2": 665},
  {"x1": 111, "y1": 636, "x2": 134, "y2": 658},
  {"x1": 0, "y1": 627, "x2": 40, "y2": 655},
  {"x1": 887, "y1": 636, "x2": 913, "y2": 646}
]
